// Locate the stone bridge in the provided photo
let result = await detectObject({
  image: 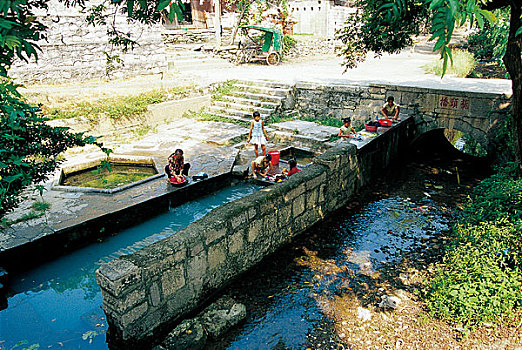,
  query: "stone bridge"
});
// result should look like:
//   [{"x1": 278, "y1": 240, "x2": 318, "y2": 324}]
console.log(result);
[{"x1": 291, "y1": 81, "x2": 511, "y2": 156}]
